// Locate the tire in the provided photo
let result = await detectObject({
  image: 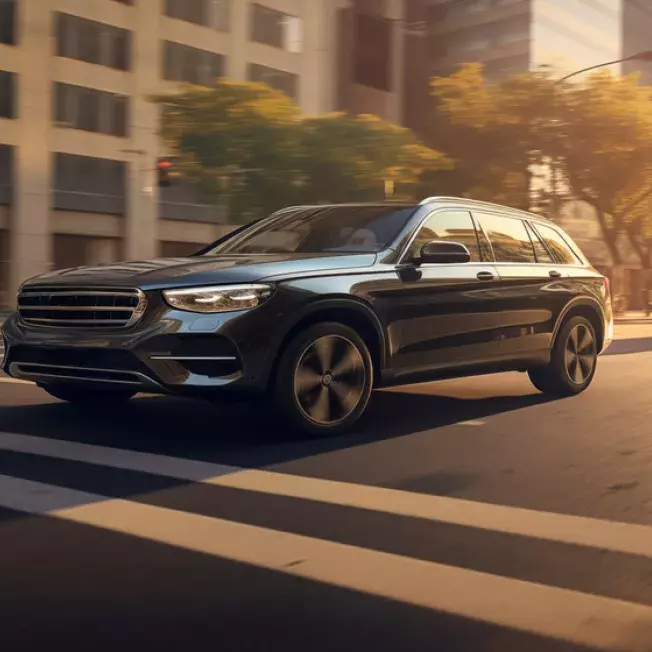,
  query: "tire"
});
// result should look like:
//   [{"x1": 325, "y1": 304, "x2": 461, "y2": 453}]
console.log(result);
[
  {"x1": 528, "y1": 315, "x2": 598, "y2": 396},
  {"x1": 274, "y1": 322, "x2": 373, "y2": 436},
  {"x1": 41, "y1": 383, "x2": 136, "y2": 406}
]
